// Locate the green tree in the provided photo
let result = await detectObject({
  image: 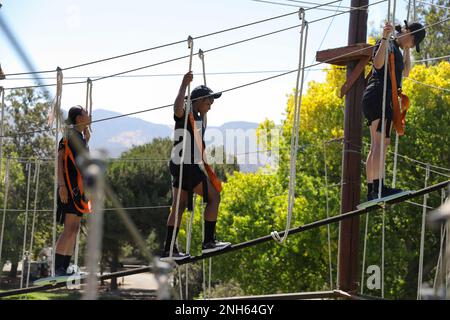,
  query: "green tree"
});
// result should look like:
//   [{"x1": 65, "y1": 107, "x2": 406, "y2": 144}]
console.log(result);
[
  {"x1": 0, "y1": 88, "x2": 54, "y2": 281},
  {"x1": 412, "y1": 0, "x2": 450, "y2": 63}
]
